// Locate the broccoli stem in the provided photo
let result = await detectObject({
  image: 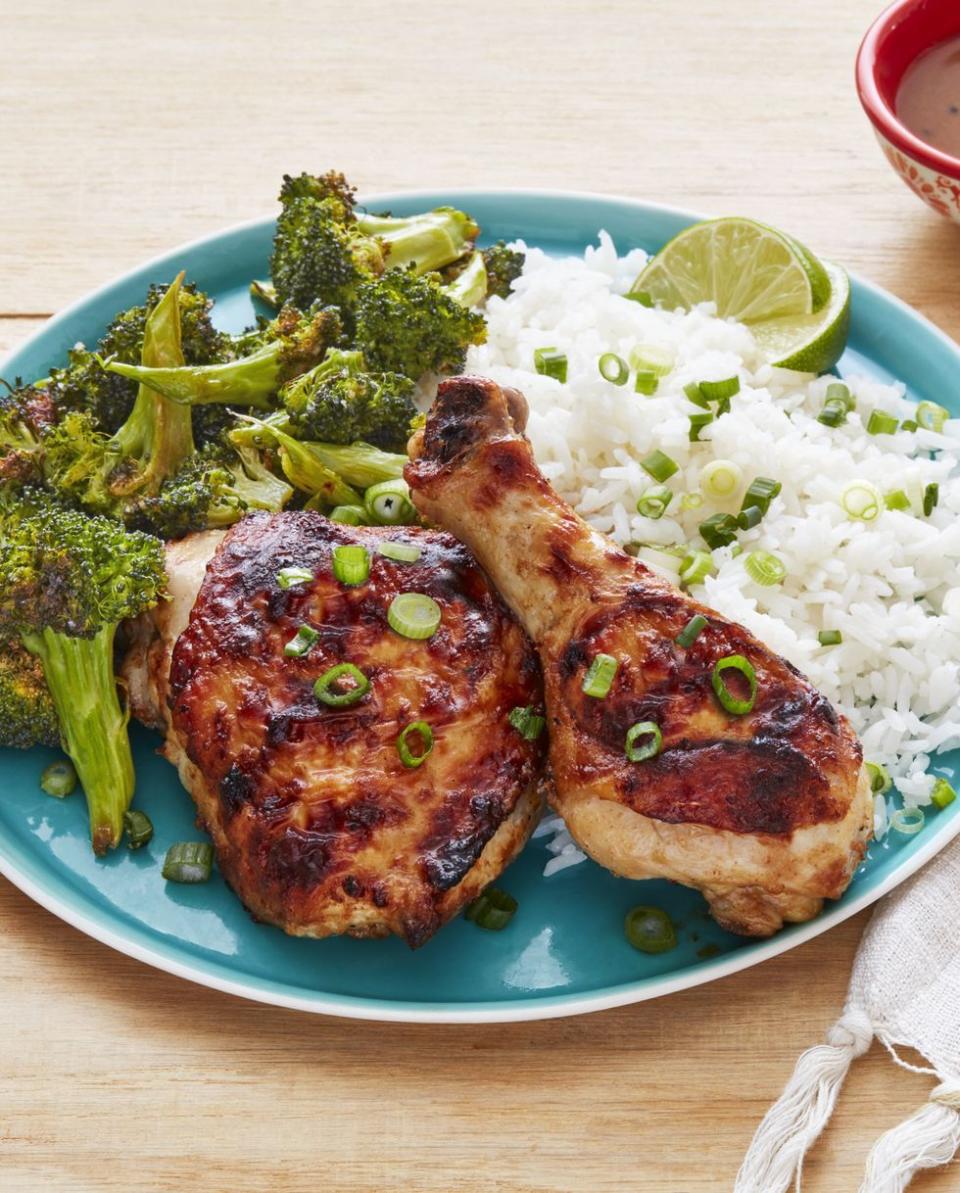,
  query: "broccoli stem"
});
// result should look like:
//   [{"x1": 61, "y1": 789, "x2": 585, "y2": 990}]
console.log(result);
[
  {"x1": 444, "y1": 252, "x2": 488, "y2": 308},
  {"x1": 21, "y1": 624, "x2": 134, "y2": 854},
  {"x1": 104, "y1": 343, "x2": 283, "y2": 409},
  {"x1": 357, "y1": 209, "x2": 478, "y2": 276}
]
